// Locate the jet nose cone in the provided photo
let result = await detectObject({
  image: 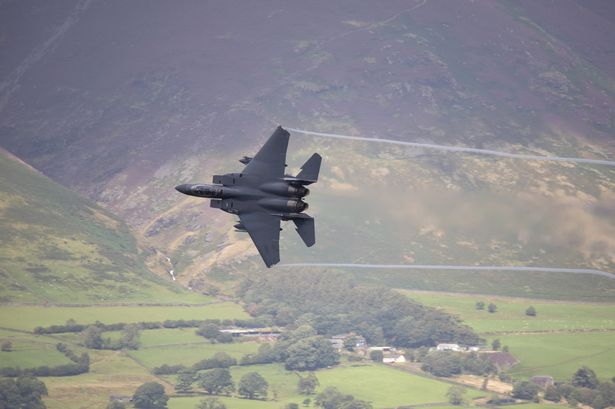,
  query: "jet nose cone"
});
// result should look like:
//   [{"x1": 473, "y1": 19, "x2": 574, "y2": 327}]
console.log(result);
[{"x1": 175, "y1": 184, "x2": 191, "y2": 195}]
